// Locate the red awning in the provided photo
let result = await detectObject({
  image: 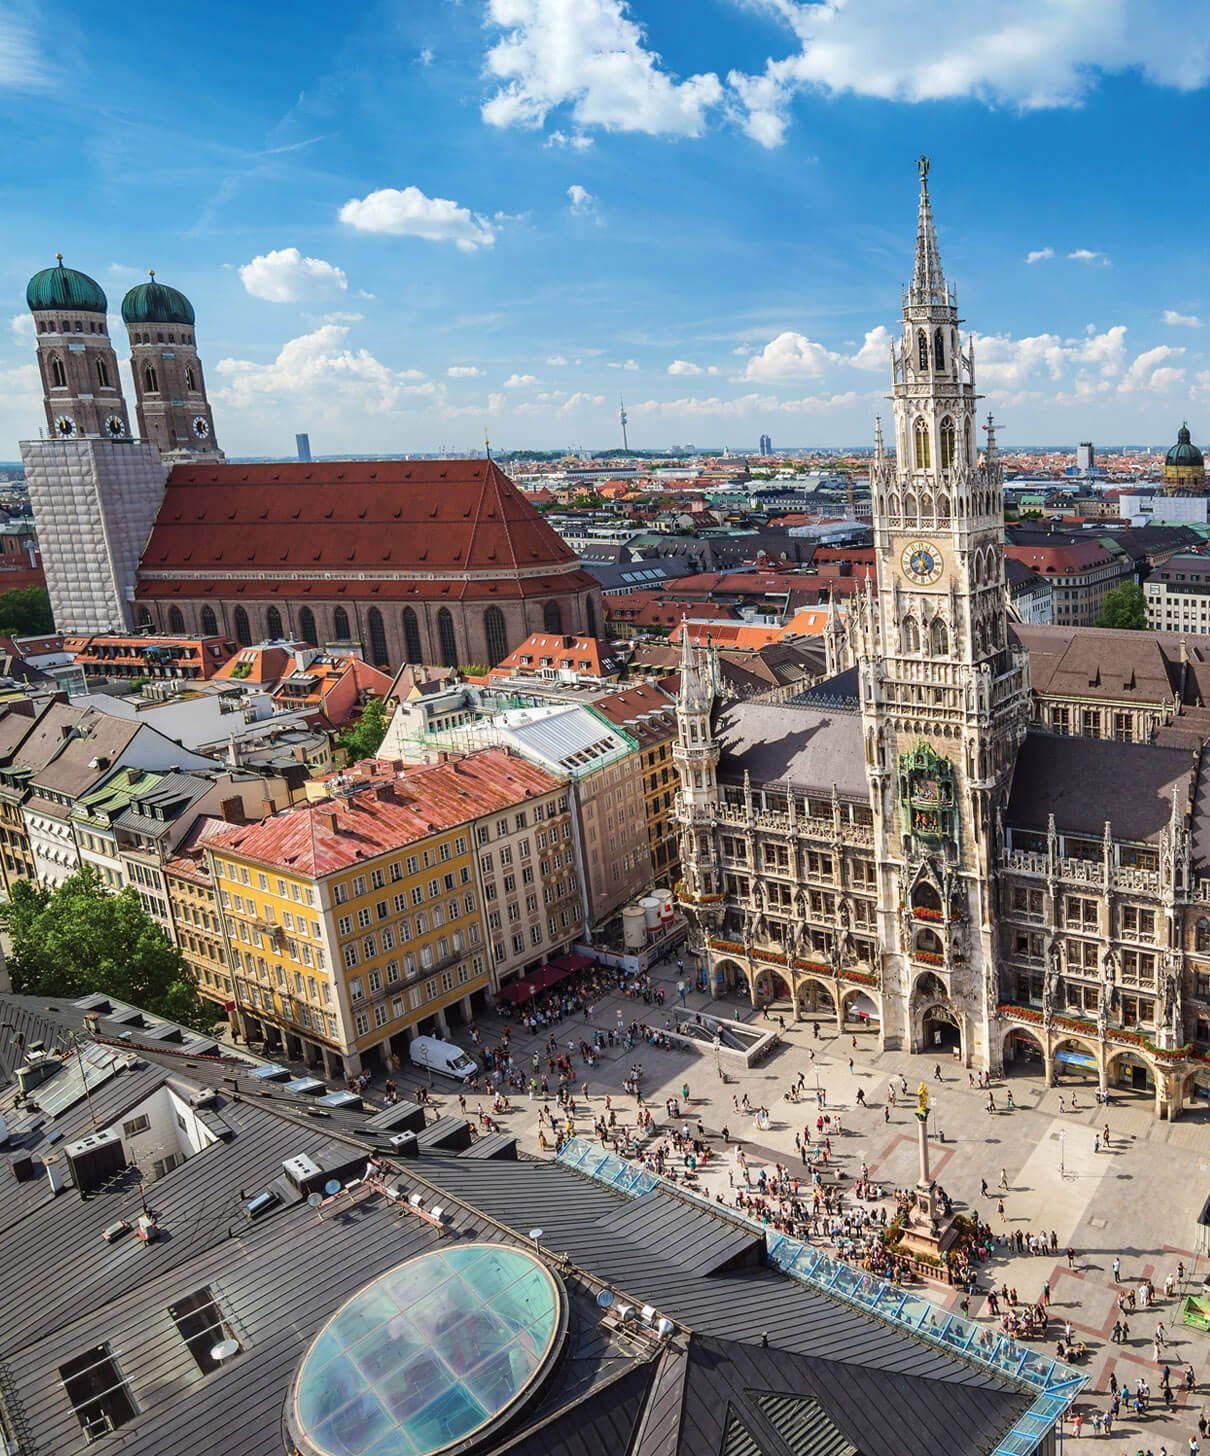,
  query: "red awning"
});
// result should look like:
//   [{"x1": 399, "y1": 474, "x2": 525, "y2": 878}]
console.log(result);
[{"x1": 549, "y1": 952, "x2": 594, "y2": 974}]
